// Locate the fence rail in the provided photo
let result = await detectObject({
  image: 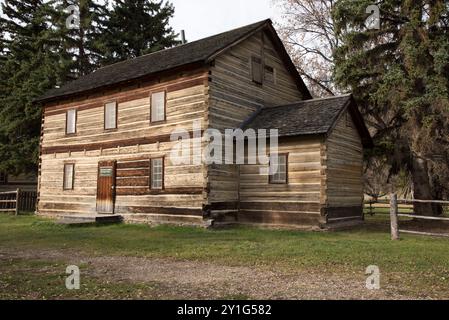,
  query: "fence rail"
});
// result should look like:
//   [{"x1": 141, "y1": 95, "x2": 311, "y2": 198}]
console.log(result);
[
  {"x1": 0, "y1": 189, "x2": 37, "y2": 215},
  {"x1": 388, "y1": 194, "x2": 449, "y2": 240}
]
